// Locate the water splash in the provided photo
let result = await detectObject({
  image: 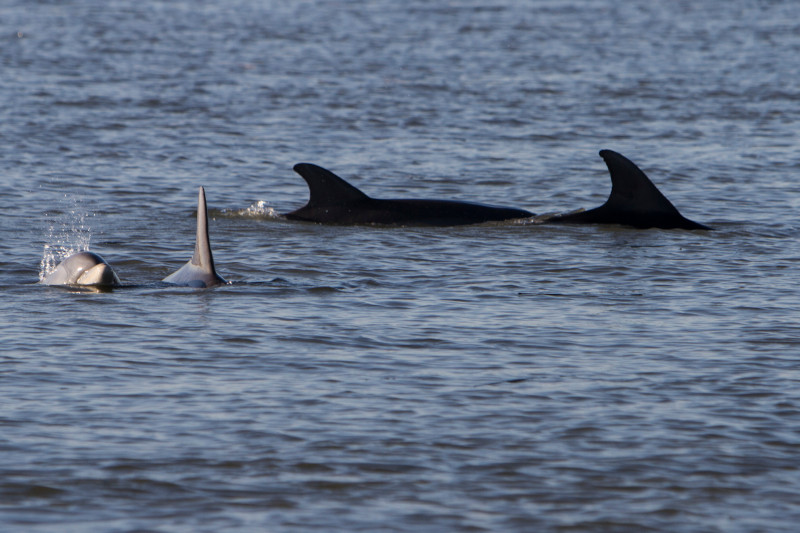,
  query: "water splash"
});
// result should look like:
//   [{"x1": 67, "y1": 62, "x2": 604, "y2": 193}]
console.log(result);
[
  {"x1": 39, "y1": 194, "x2": 94, "y2": 281},
  {"x1": 220, "y1": 200, "x2": 281, "y2": 219}
]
